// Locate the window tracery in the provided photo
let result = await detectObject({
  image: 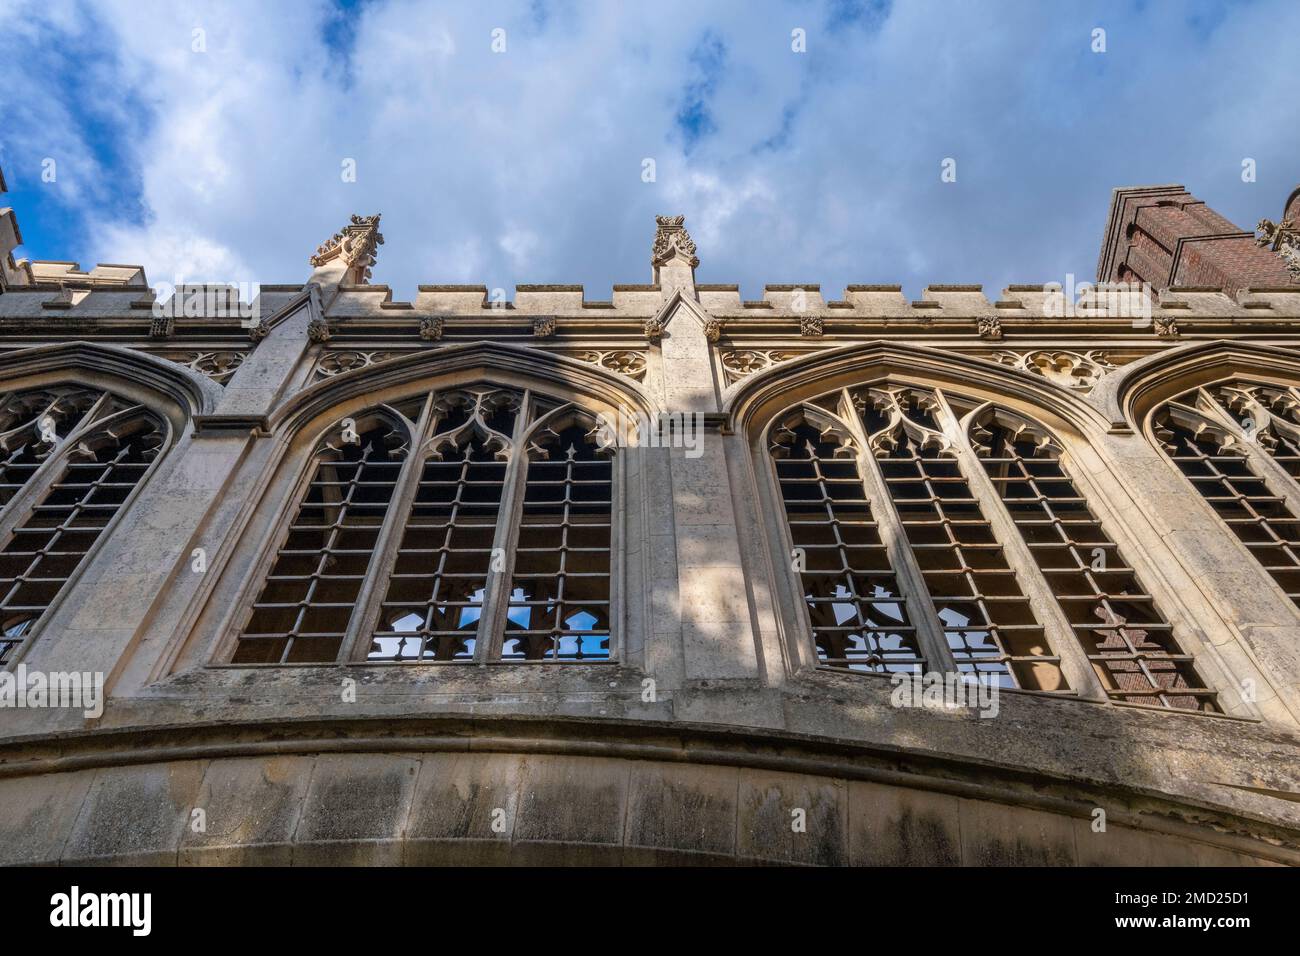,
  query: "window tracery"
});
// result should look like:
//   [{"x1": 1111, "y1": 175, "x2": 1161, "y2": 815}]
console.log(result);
[
  {"x1": 232, "y1": 384, "x2": 614, "y2": 664},
  {"x1": 0, "y1": 386, "x2": 167, "y2": 663},
  {"x1": 766, "y1": 381, "x2": 1219, "y2": 710}
]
